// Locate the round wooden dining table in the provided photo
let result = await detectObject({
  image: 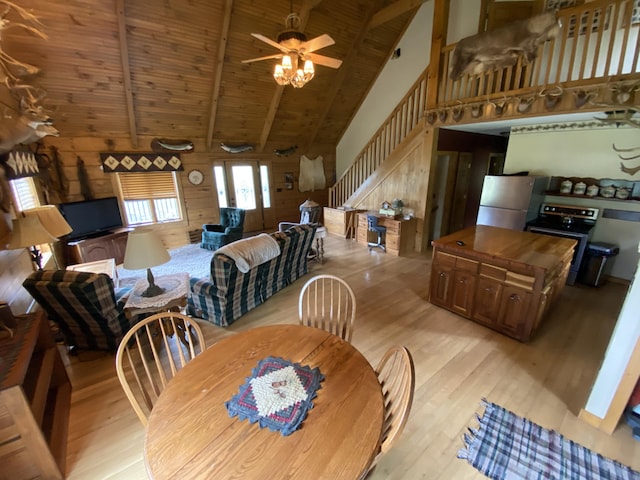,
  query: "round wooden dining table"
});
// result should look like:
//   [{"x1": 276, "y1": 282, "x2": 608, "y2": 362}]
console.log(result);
[{"x1": 144, "y1": 324, "x2": 384, "y2": 479}]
